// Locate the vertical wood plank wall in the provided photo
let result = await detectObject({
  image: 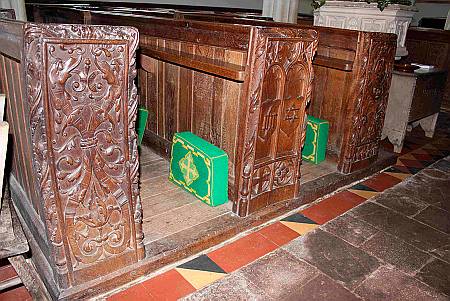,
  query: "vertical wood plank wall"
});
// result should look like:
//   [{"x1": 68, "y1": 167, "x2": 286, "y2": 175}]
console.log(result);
[
  {"x1": 138, "y1": 35, "x2": 247, "y2": 184},
  {"x1": 0, "y1": 55, "x2": 42, "y2": 219}
]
